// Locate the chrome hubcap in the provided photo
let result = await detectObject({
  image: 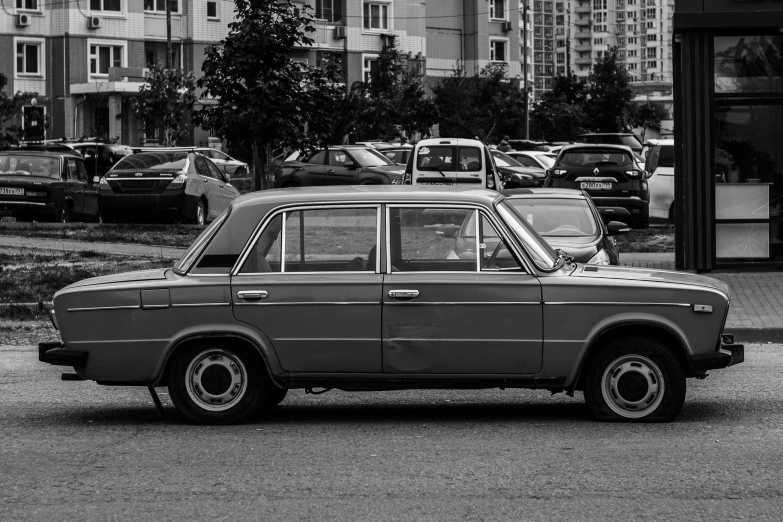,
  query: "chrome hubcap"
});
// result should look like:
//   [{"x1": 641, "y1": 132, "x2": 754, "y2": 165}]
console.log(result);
[
  {"x1": 196, "y1": 204, "x2": 205, "y2": 225},
  {"x1": 601, "y1": 355, "x2": 664, "y2": 419},
  {"x1": 185, "y1": 349, "x2": 247, "y2": 411}
]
